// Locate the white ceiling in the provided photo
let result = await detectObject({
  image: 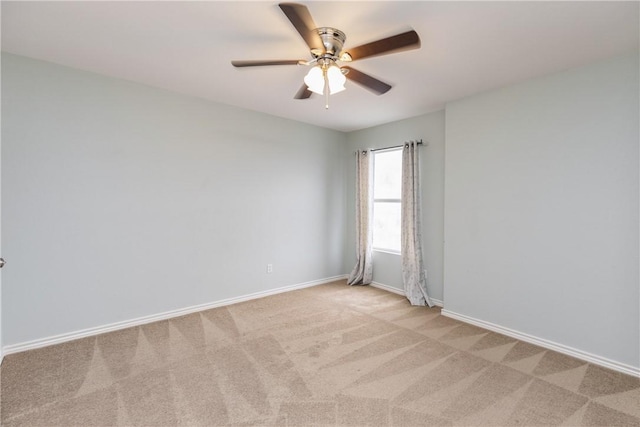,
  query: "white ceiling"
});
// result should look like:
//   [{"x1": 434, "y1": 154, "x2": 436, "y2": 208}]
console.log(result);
[{"x1": 2, "y1": 1, "x2": 638, "y2": 132}]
